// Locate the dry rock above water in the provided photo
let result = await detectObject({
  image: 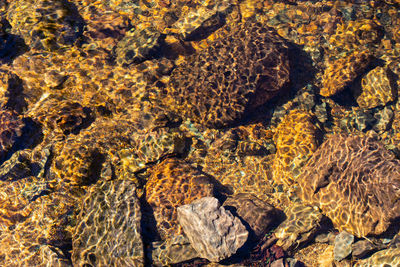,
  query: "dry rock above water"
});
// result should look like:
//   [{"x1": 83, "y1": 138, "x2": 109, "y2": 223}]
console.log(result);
[{"x1": 177, "y1": 196, "x2": 249, "y2": 262}]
